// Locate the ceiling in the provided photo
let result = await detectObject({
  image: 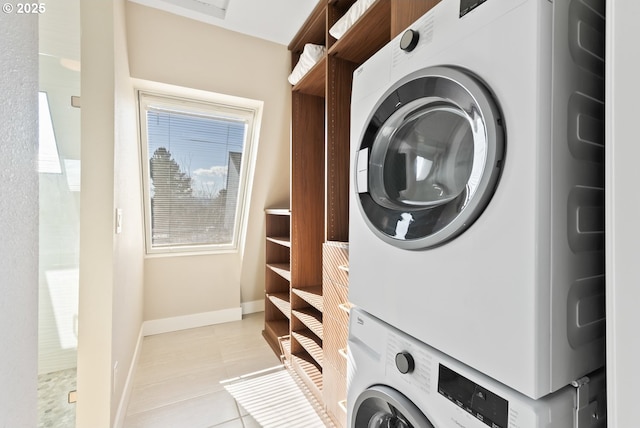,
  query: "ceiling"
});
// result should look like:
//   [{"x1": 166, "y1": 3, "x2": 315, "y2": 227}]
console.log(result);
[{"x1": 128, "y1": 0, "x2": 321, "y2": 46}]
